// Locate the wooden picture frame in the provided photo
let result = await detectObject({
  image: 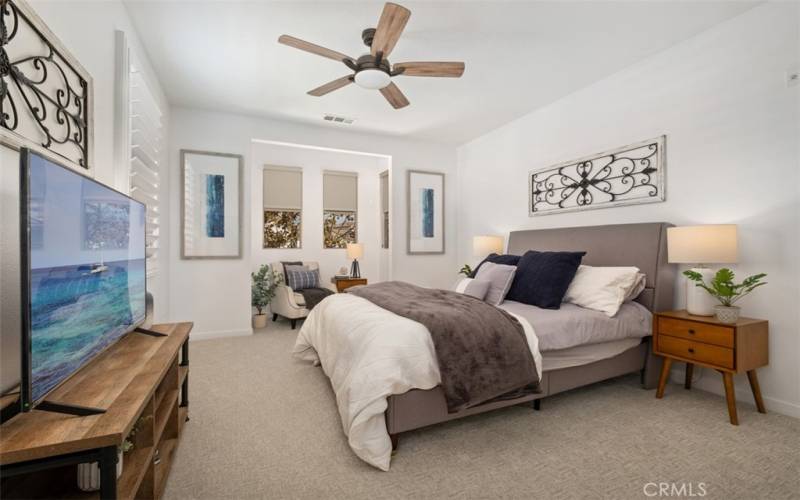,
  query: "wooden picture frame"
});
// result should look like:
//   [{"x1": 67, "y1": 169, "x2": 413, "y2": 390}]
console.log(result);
[
  {"x1": 407, "y1": 170, "x2": 444, "y2": 255},
  {"x1": 180, "y1": 150, "x2": 243, "y2": 259}
]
